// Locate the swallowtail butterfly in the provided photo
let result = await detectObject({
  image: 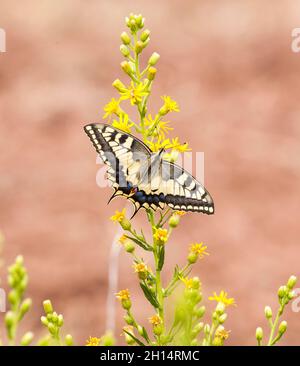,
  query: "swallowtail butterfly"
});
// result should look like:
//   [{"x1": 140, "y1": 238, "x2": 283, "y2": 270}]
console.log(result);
[{"x1": 84, "y1": 123, "x2": 214, "y2": 218}]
